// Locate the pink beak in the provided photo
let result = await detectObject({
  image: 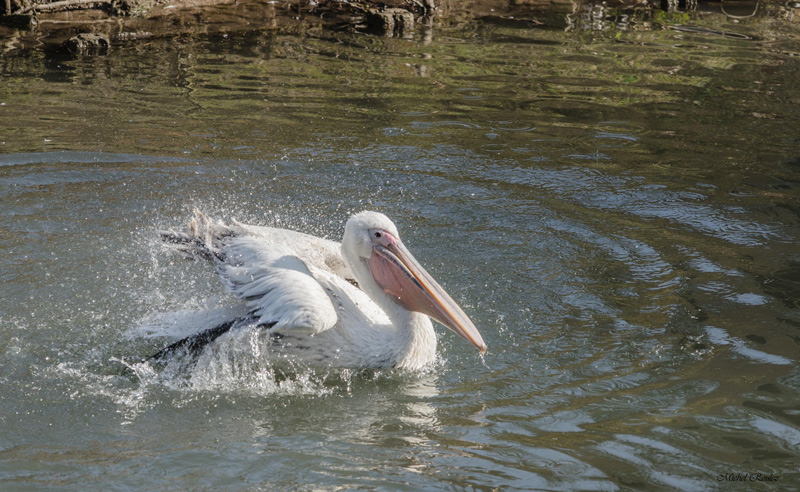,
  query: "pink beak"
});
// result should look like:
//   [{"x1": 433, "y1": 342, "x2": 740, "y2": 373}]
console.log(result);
[{"x1": 367, "y1": 234, "x2": 487, "y2": 353}]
